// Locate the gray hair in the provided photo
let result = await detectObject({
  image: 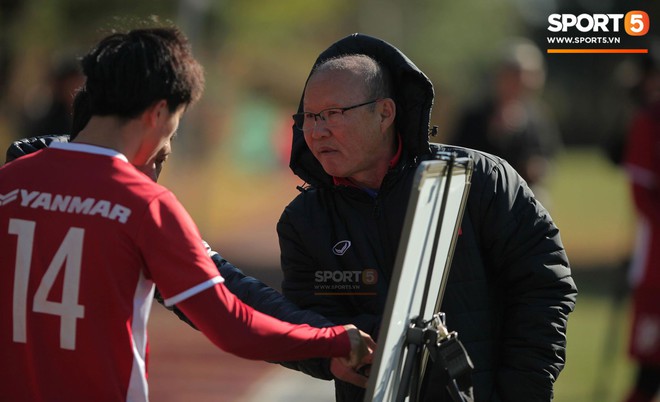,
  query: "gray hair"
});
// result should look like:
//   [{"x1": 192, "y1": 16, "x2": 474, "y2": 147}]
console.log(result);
[{"x1": 312, "y1": 54, "x2": 393, "y2": 101}]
